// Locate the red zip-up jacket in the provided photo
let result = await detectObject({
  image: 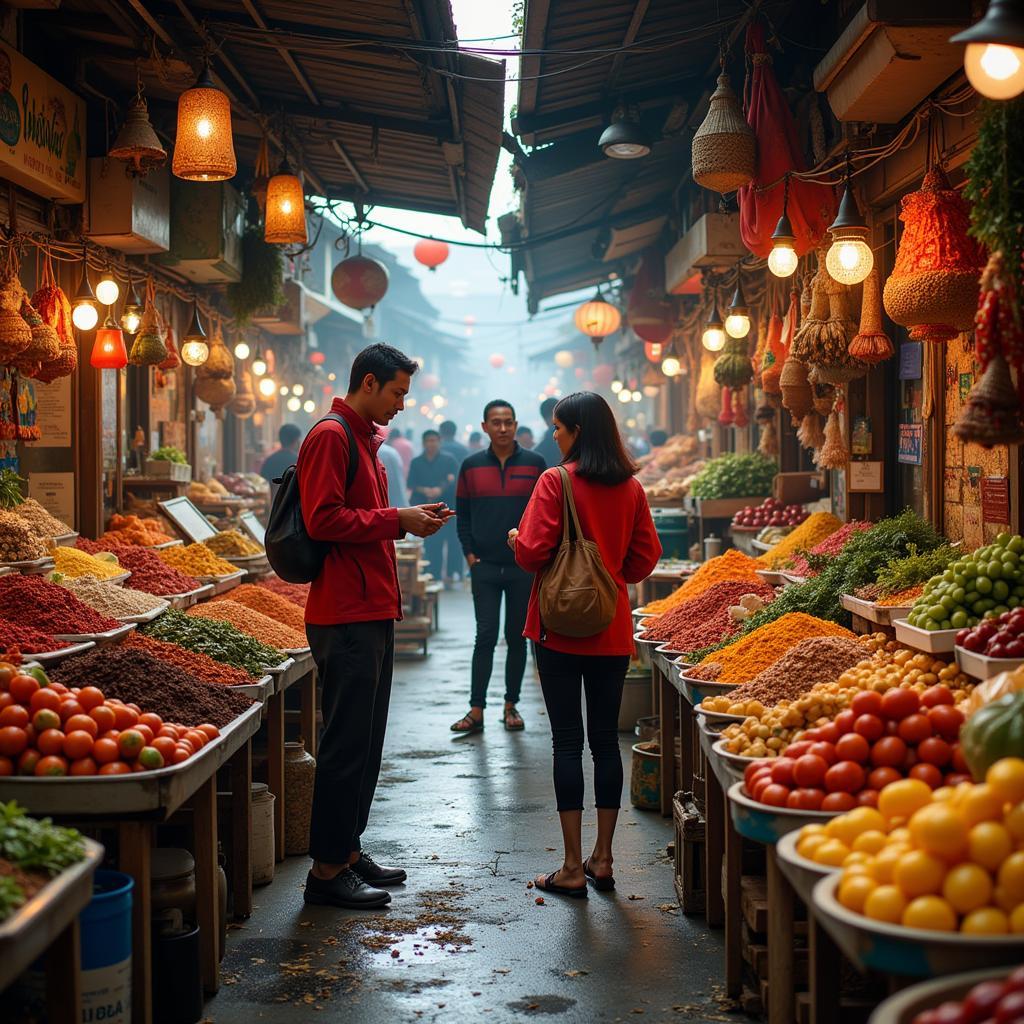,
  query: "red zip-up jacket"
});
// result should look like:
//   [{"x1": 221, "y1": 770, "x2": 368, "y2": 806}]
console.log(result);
[
  {"x1": 297, "y1": 398, "x2": 402, "y2": 625},
  {"x1": 515, "y1": 463, "x2": 661, "y2": 656}
]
